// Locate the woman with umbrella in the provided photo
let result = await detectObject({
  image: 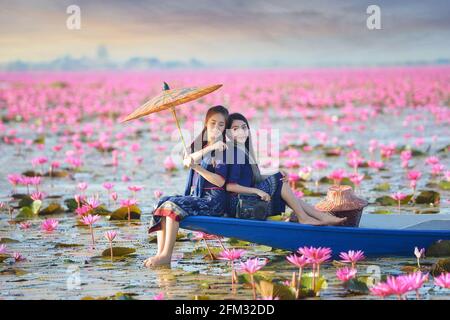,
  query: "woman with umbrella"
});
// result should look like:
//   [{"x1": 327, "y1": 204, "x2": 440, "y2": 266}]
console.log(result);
[{"x1": 144, "y1": 105, "x2": 230, "y2": 267}]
